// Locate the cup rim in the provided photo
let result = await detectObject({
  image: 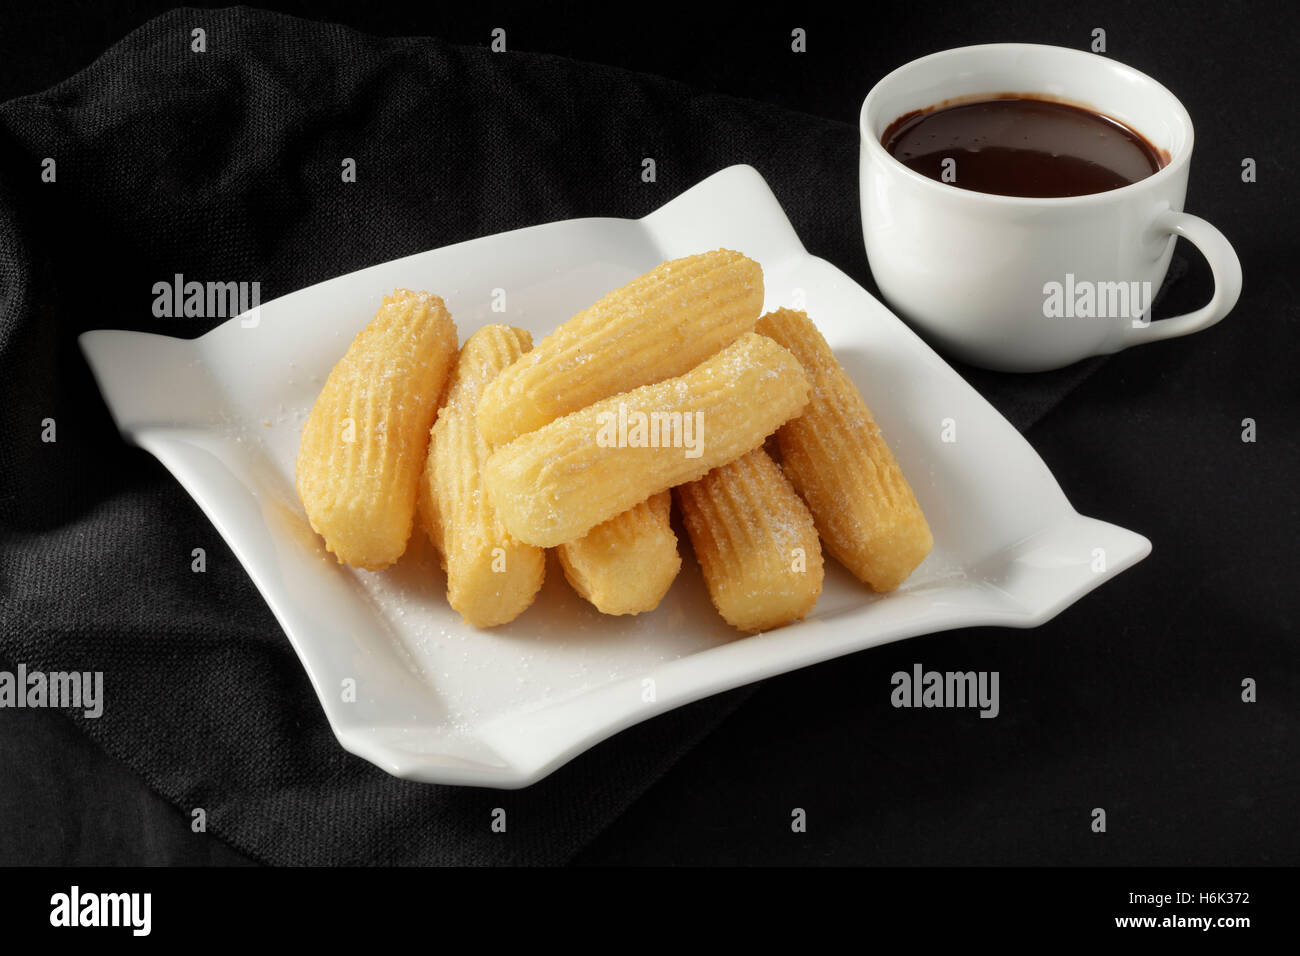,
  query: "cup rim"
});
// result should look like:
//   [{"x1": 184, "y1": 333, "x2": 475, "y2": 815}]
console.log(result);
[{"x1": 859, "y1": 43, "x2": 1195, "y2": 206}]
